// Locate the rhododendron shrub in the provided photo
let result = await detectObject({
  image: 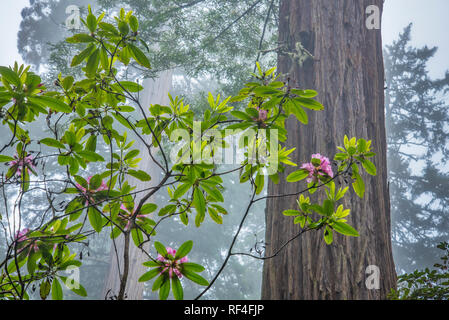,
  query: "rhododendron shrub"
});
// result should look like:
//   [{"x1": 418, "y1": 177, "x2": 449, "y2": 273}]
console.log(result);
[{"x1": 0, "y1": 7, "x2": 377, "y2": 300}]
